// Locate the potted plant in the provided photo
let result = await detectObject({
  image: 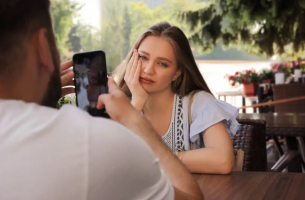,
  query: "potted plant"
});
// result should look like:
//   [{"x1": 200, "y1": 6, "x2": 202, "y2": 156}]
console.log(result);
[
  {"x1": 259, "y1": 69, "x2": 274, "y2": 83},
  {"x1": 57, "y1": 93, "x2": 76, "y2": 109},
  {"x1": 227, "y1": 69, "x2": 259, "y2": 96},
  {"x1": 270, "y1": 62, "x2": 292, "y2": 78}
]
